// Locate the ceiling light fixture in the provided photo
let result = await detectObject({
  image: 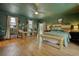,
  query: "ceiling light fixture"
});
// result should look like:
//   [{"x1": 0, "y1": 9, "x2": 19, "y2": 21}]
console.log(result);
[{"x1": 35, "y1": 11, "x2": 39, "y2": 15}]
